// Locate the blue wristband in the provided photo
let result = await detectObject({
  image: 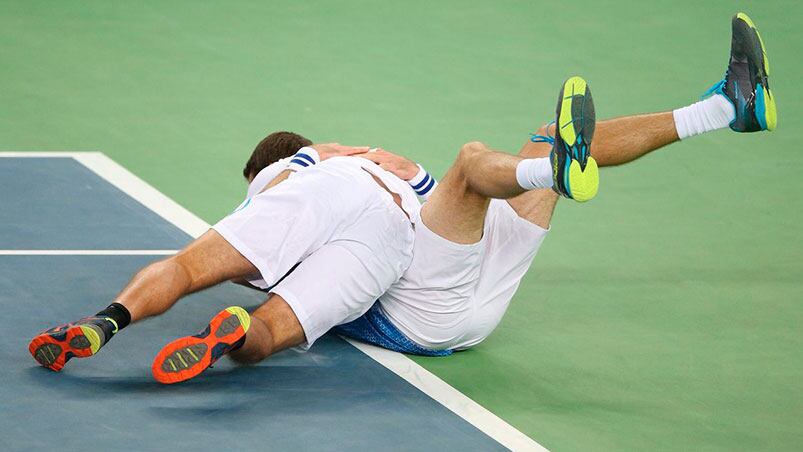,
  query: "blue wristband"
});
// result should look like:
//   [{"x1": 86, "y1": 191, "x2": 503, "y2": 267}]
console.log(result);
[{"x1": 408, "y1": 164, "x2": 438, "y2": 198}]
